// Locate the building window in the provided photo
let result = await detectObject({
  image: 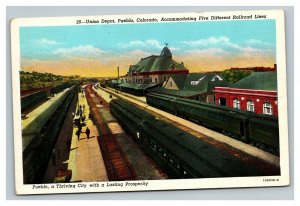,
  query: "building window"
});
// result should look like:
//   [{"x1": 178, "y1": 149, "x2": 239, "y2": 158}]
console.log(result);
[
  {"x1": 164, "y1": 76, "x2": 167, "y2": 81},
  {"x1": 233, "y1": 99, "x2": 240, "y2": 109},
  {"x1": 150, "y1": 78, "x2": 152, "y2": 83},
  {"x1": 170, "y1": 81, "x2": 173, "y2": 87},
  {"x1": 155, "y1": 78, "x2": 158, "y2": 83},
  {"x1": 263, "y1": 102, "x2": 273, "y2": 115},
  {"x1": 247, "y1": 100, "x2": 255, "y2": 112}
]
